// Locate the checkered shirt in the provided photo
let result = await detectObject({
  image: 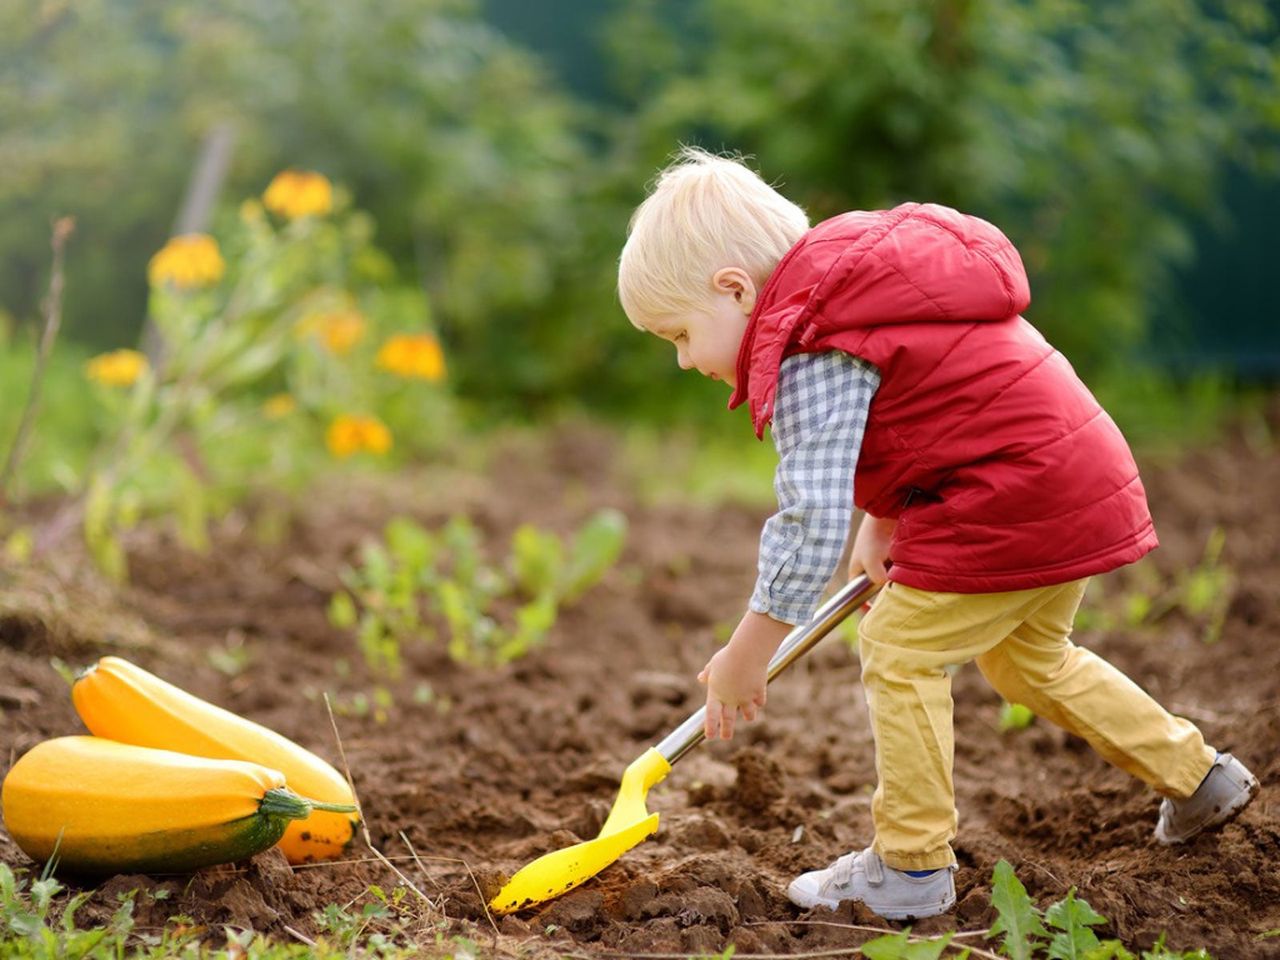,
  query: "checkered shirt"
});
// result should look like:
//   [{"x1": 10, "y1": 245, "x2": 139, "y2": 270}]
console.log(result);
[{"x1": 748, "y1": 351, "x2": 881, "y2": 625}]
